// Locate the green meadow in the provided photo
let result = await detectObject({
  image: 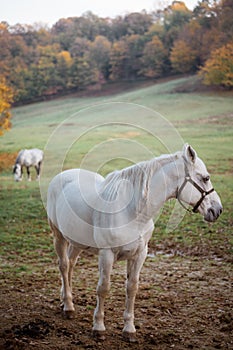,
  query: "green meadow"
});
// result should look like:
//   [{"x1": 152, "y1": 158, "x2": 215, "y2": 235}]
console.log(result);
[{"x1": 0, "y1": 75, "x2": 232, "y2": 273}]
